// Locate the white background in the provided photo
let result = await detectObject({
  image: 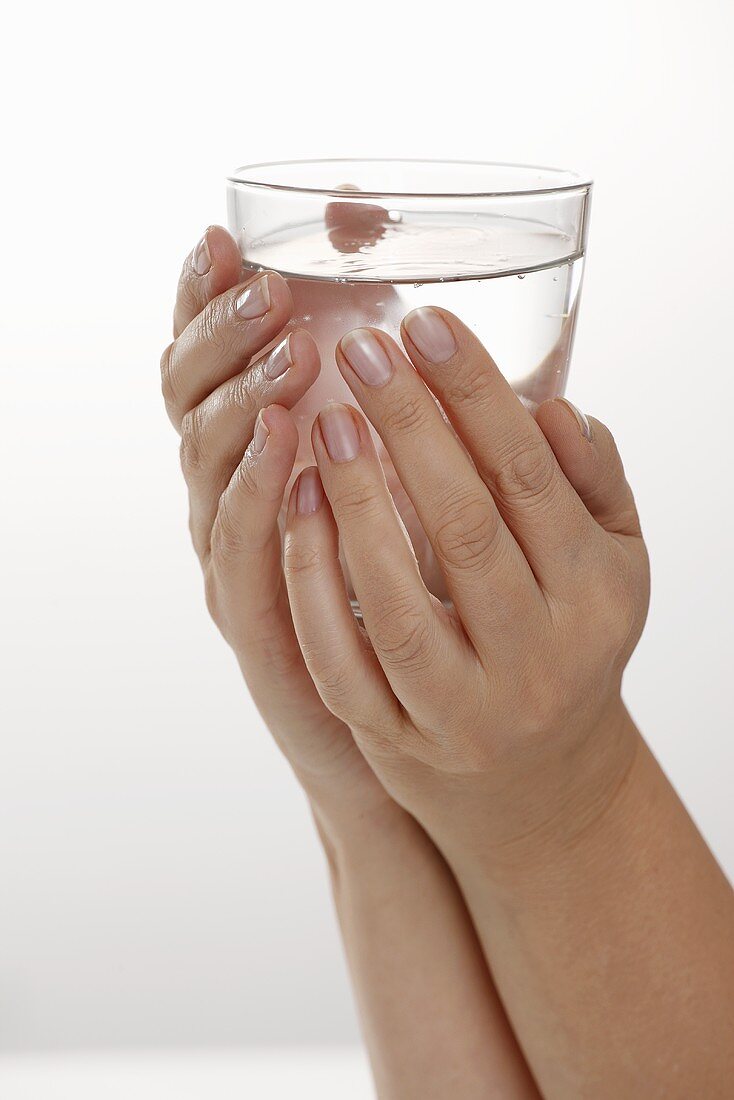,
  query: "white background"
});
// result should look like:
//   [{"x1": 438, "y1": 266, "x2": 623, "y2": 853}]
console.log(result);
[{"x1": 1, "y1": 0, "x2": 732, "y2": 1066}]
